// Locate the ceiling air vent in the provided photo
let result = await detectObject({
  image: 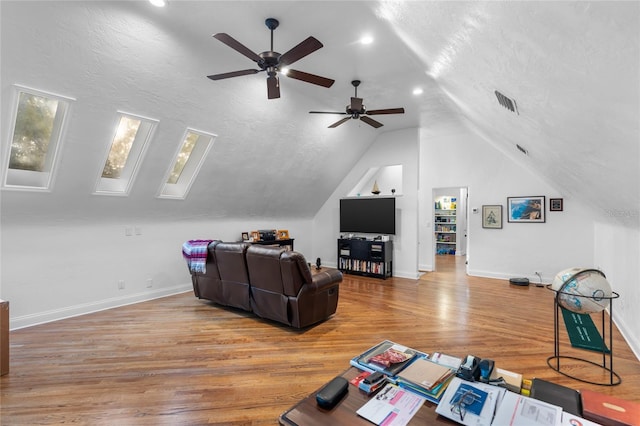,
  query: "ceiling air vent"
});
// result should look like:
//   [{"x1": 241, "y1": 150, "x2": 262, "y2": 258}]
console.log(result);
[{"x1": 495, "y1": 90, "x2": 519, "y2": 114}]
